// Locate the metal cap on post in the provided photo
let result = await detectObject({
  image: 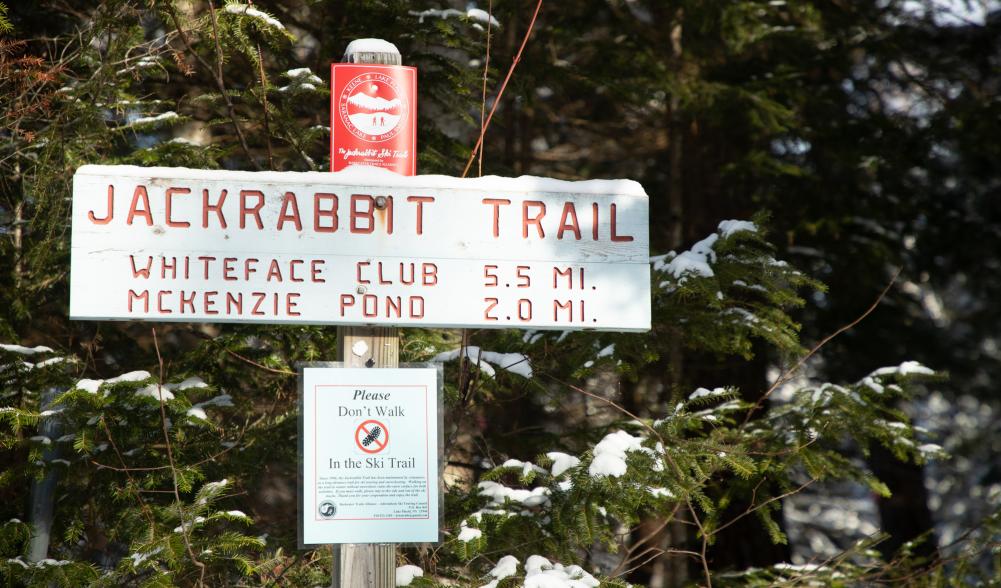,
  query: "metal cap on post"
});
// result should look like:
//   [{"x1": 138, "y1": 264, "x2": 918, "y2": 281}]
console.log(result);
[
  {"x1": 343, "y1": 38, "x2": 401, "y2": 66},
  {"x1": 331, "y1": 38, "x2": 404, "y2": 588}
]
